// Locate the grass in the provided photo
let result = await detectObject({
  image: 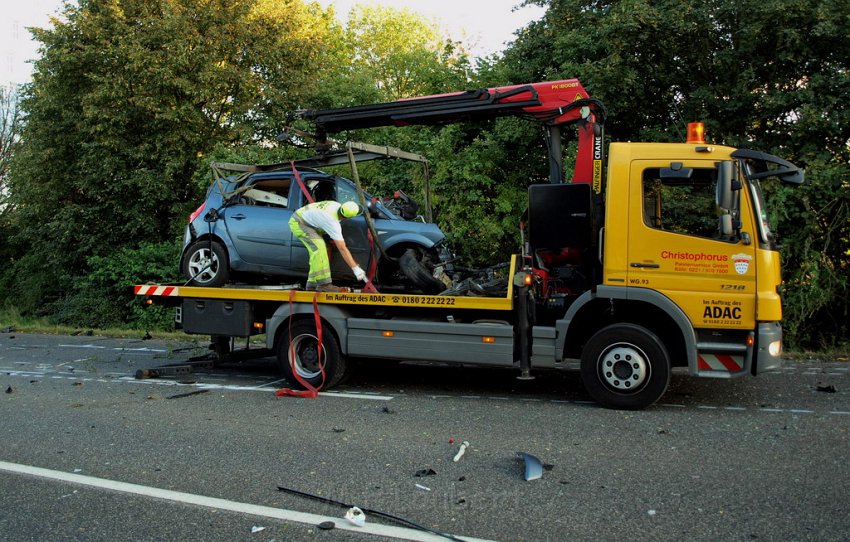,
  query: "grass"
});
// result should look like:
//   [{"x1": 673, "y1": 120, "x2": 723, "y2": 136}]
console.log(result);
[{"x1": 0, "y1": 306, "x2": 187, "y2": 340}]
